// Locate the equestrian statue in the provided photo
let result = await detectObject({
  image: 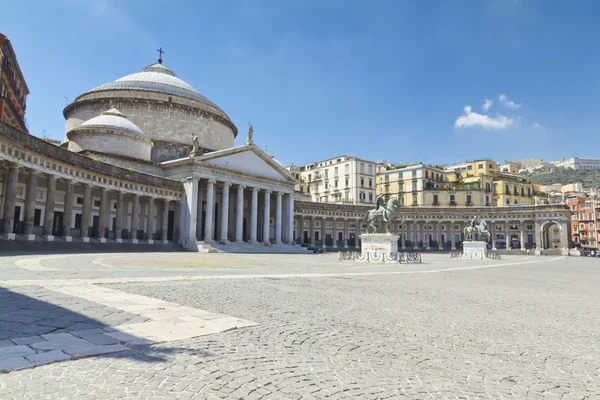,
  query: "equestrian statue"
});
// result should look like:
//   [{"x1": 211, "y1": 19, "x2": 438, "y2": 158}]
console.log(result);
[
  {"x1": 463, "y1": 216, "x2": 490, "y2": 241},
  {"x1": 363, "y1": 195, "x2": 402, "y2": 234}
]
